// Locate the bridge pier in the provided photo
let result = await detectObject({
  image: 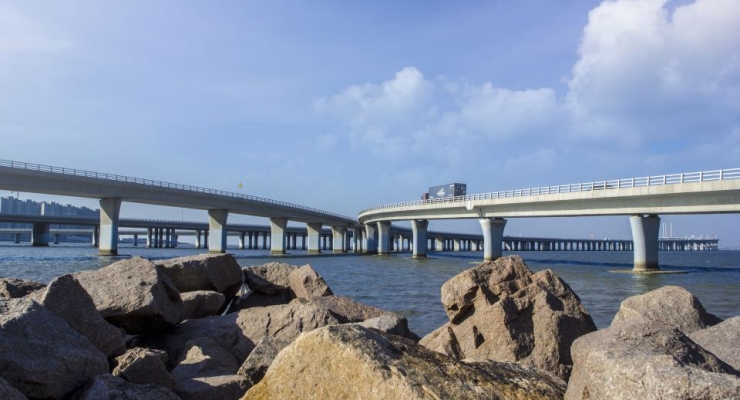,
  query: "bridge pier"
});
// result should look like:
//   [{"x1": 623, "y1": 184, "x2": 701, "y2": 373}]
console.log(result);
[
  {"x1": 238, "y1": 232, "x2": 246, "y2": 250},
  {"x1": 480, "y1": 217, "x2": 507, "y2": 262},
  {"x1": 377, "y1": 221, "x2": 391, "y2": 255},
  {"x1": 364, "y1": 223, "x2": 378, "y2": 254},
  {"x1": 99, "y1": 198, "x2": 121, "y2": 256},
  {"x1": 270, "y1": 217, "x2": 288, "y2": 255},
  {"x1": 411, "y1": 219, "x2": 428, "y2": 258},
  {"x1": 305, "y1": 223, "x2": 322, "y2": 254},
  {"x1": 32, "y1": 222, "x2": 50, "y2": 247},
  {"x1": 630, "y1": 214, "x2": 661, "y2": 271},
  {"x1": 332, "y1": 227, "x2": 346, "y2": 253},
  {"x1": 207, "y1": 209, "x2": 229, "y2": 253},
  {"x1": 92, "y1": 226, "x2": 99, "y2": 248},
  {"x1": 14, "y1": 233, "x2": 20, "y2": 244}
]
